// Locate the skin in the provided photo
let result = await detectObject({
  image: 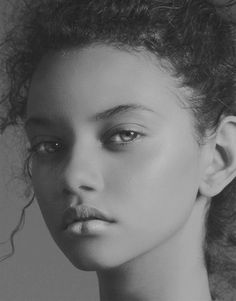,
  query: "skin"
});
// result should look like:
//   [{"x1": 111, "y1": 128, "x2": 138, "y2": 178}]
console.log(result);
[{"x1": 25, "y1": 45, "x2": 213, "y2": 301}]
